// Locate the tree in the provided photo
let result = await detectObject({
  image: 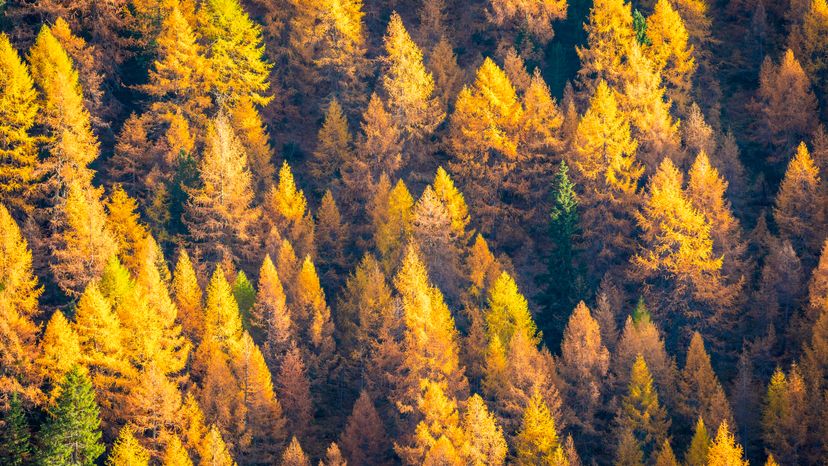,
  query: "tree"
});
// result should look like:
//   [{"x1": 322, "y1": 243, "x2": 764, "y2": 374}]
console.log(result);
[
  {"x1": 380, "y1": 12, "x2": 444, "y2": 146},
  {"x1": 538, "y1": 161, "x2": 581, "y2": 336},
  {"x1": 395, "y1": 378, "x2": 465, "y2": 465},
  {"x1": 185, "y1": 114, "x2": 259, "y2": 264},
  {"x1": 230, "y1": 97, "x2": 274, "y2": 196},
  {"x1": 753, "y1": 50, "x2": 819, "y2": 154},
  {"x1": 0, "y1": 33, "x2": 38, "y2": 214},
  {"x1": 412, "y1": 185, "x2": 462, "y2": 300},
  {"x1": 461, "y1": 394, "x2": 507, "y2": 465},
  {"x1": 645, "y1": 0, "x2": 696, "y2": 113},
  {"x1": 557, "y1": 302, "x2": 610, "y2": 434},
  {"x1": 569, "y1": 80, "x2": 642, "y2": 279},
  {"x1": 311, "y1": 99, "x2": 353, "y2": 185},
  {"x1": 199, "y1": 425, "x2": 236, "y2": 466},
  {"x1": 488, "y1": 0, "x2": 567, "y2": 45},
  {"x1": 654, "y1": 440, "x2": 679, "y2": 466},
  {"x1": 515, "y1": 390, "x2": 568, "y2": 465},
  {"x1": 706, "y1": 421, "x2": 748, "y2": 466},
  {"x1": 275, "y1": 345, "x2": 313, "y2": 441},
  {"x1": 427, "y1": 38, "x2": 464, "y2": 112},
  {"x1": 232, "y1": 271, "x2": 255, "y2": 319},
  {"x1": 142, "y1": 4, "x2": 212, "y2": 122},
  {"x1": 251, "y1": 255, "x2": 292, "y2": 360},
  {"x1": 791, "y1": 0, "x2": 828, "y2": 109},
  {"x1": 264, "y1": 162, "x2": 315, "y2": 259},
  {"x1": 295, "y1": 256, "x2": 336, "y2": 378},
  {"x1": 203, "y1": 267, "x2": 245, "y2": 349},
  {"x1": 0, "y1": 393, "x2": 32, "y2": 466},
  {"x1": 315, "y1": 190, "x2": 348, "y2": 289},
  {"x1": 38, "y1": 366, "x2": 105, "y2": 466},
  {"x1": 486, "y1": 272, "x2": 539, "y2": 351},
  {"x1": 197, "y1": 0, "x2": 272, "y2": 107},
  {"x1": 36, "y1": 311, "x2": 81, "y2": 396},
  {"x1": 373, "y1": 179, "x2": 414, "y2": 274},
  {"x1": 0, "y1": 204, "x2": 41, "y2": 402},
  {"x1": 774, "y1": 142, "x2": 824, "y2": 265},
  {"x1": 618, "y1": 355, "x2": 670, "y2": 458},
  {"x1": 354, "y1": 93, "x2": 403, "y2": 183},
  {"x1": 576, "y1": 0, "x2": 636, "y2": 94},
  {"x1": 161, "y1": 433, "x2": 194, "y2": 466},
  {"x1": 632, "y1": 158, "x2": 731, "y2": 345},
  {"x1": 615, "y1": 428, "x2": 644, "y2": 466},
  {"x1": 340, "y1": 390, "x2": 390, "y2": 465},
  {"x1": 28, "y1": 24, "x2": 99, "y2": 188},
  {"x1": 678, "y1": 333, "x2": 734, "y2": 436},
  {"x1": 105, "y1": 185, "x2": 149, "y2": 278},
  {"x1": 686, "y1": 417, "x2": 711, "y2": 466},
  {"x1": 171, "y1": 249, "x2": 204, "y2": 341},
  {"x1": 107, "y1": 426, "x2": 151, "y2": 466},
  {"x1": 281, "y1": 436, "x2": 310, "y2": 466},
  {"x1": 761, "y1": 366, "x2": 808, "y2": 464},
  {"x1": 51, "y1": 180, "x2": 118, "y2": 298}
]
